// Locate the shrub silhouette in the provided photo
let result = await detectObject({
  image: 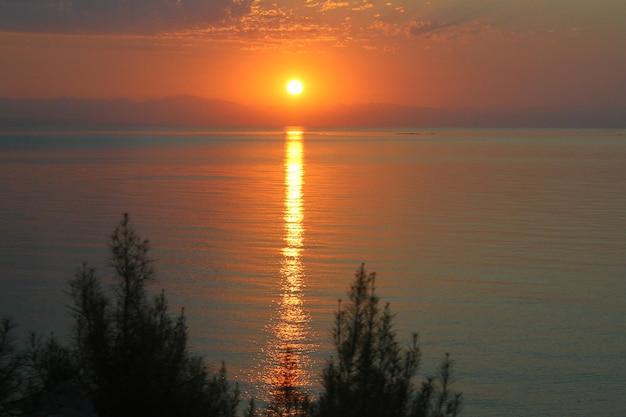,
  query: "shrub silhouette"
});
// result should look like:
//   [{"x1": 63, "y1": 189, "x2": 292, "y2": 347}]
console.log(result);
[
  {"x1": 2, "y1": 217, "x2": 462, "y2": 417},
  {"x1": 317, "y1": 264, "x2": 461, "y2": 417},
  {"x1": 0, "y1": 318, "x2": 23, "y2": 416},
  {"x1": 68, "y1": 213, "x2": 239, "y2": 417}
]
